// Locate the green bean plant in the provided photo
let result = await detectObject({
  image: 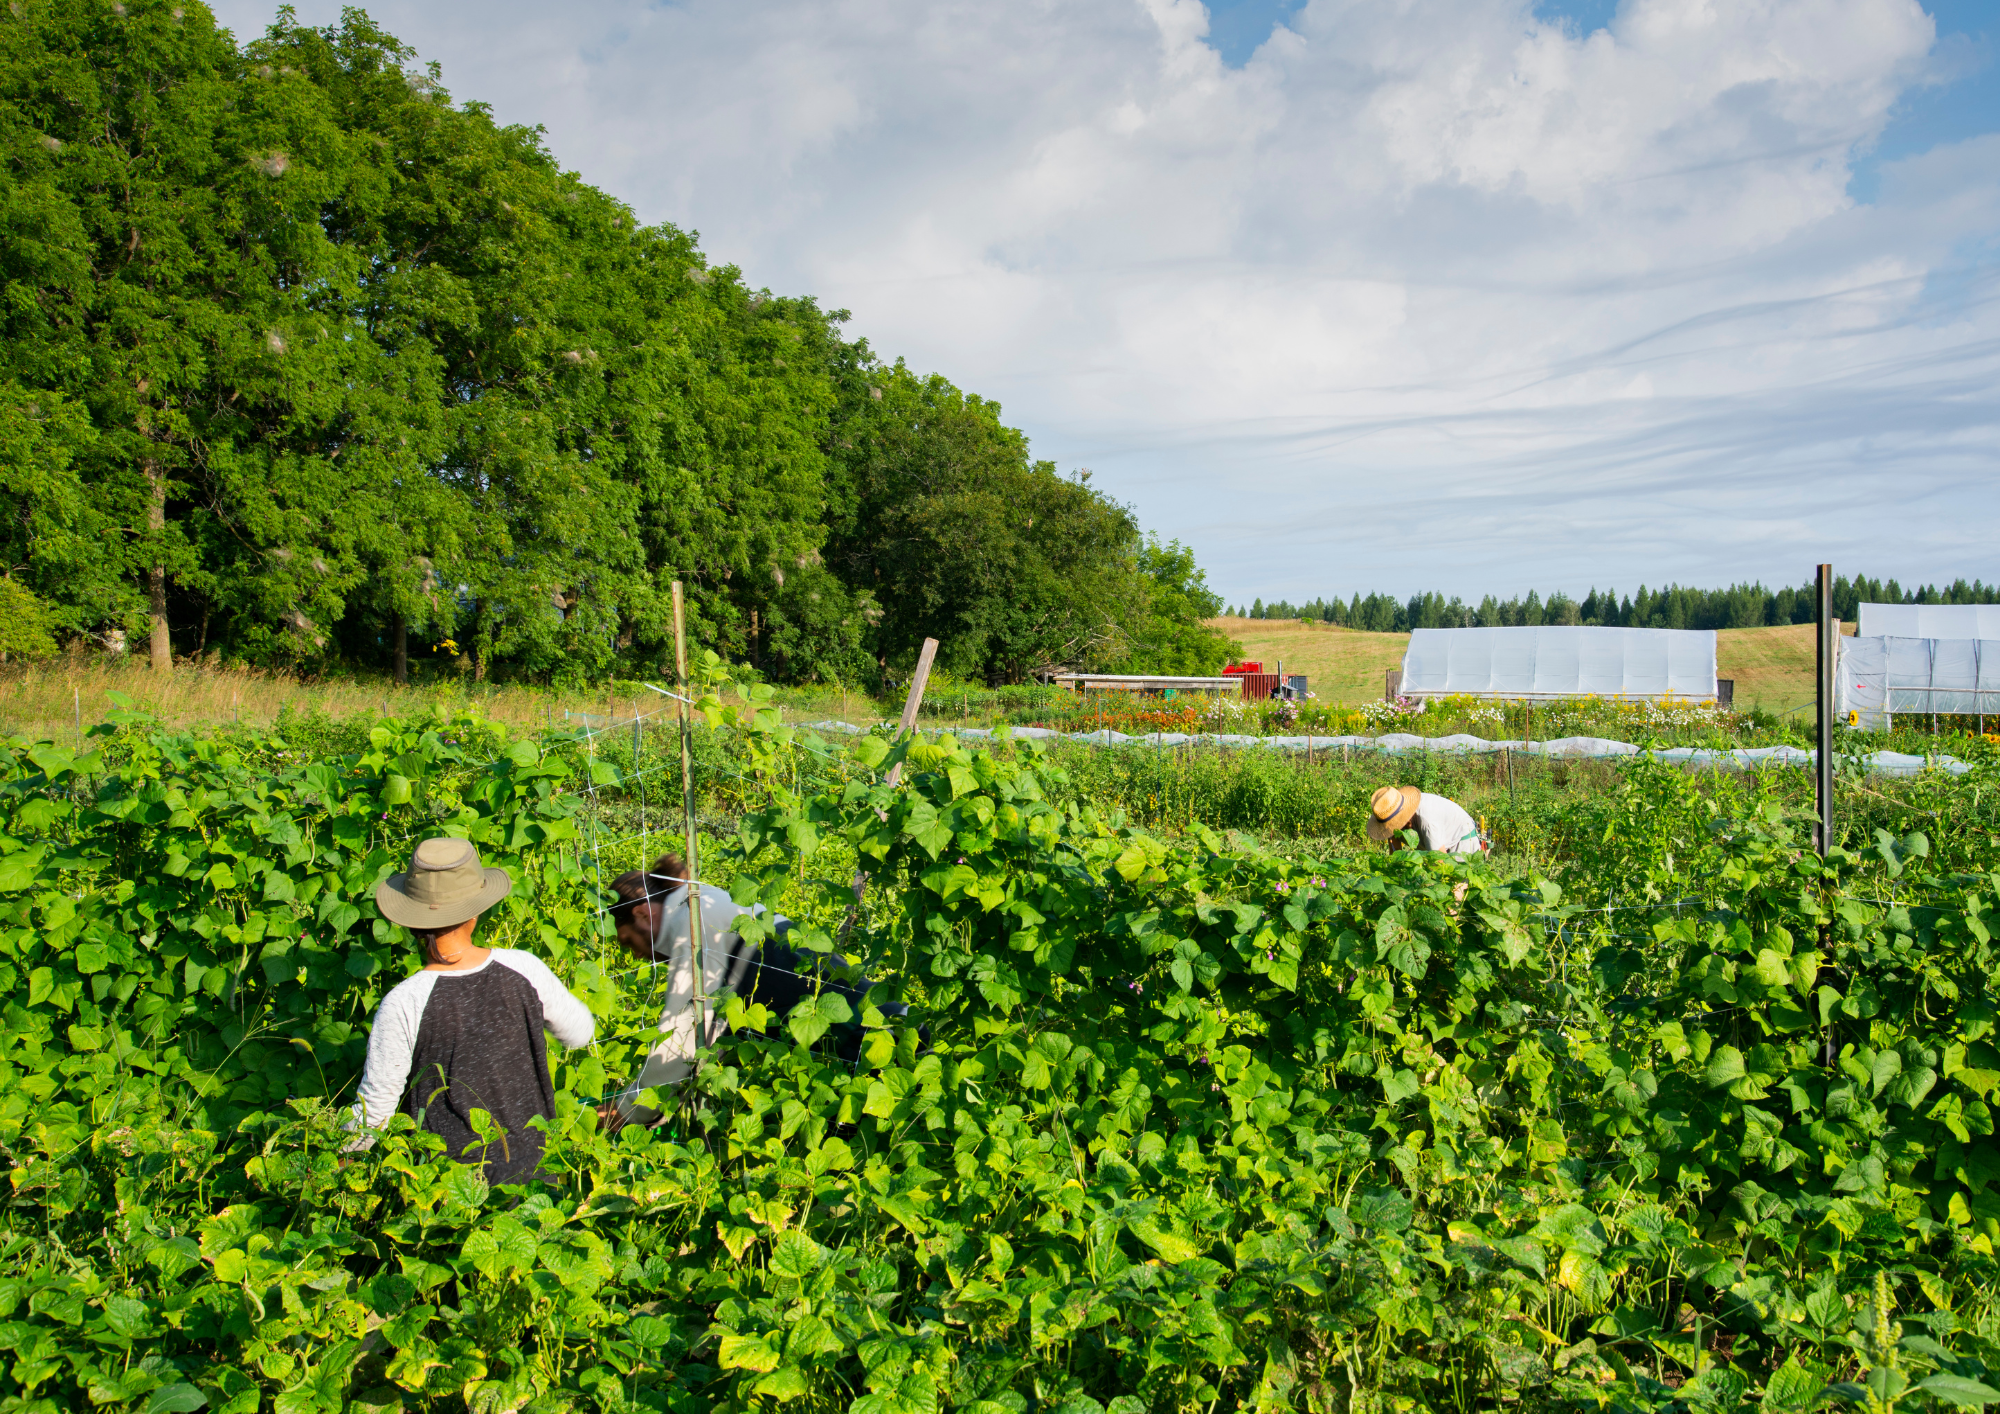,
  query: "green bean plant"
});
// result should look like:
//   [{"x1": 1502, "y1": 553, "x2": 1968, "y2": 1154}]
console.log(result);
[{"x1": 0, "y1": 664, "x2": 1997, "y2": 1412}]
